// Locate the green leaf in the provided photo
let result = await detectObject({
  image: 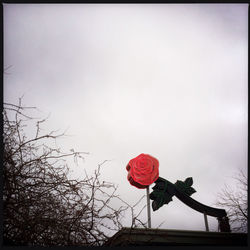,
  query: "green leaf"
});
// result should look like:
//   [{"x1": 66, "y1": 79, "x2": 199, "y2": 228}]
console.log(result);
[
  {"x1": 150, "y1": 178, "x2": 175, "y2": 211},
  {"x1": 175, "y1": 180, "x2": 186, "y2": 192},
  {"x1": 174, "y1": 178, "x2": 196, "y2": 197},
  {"x1": 184, "y1": 177, "x2": 193, "y2": 187},
  {"x1": 185, "y1": 186, "x2": 196, "y2": 196}
]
